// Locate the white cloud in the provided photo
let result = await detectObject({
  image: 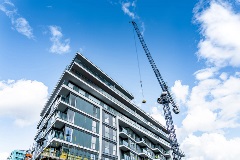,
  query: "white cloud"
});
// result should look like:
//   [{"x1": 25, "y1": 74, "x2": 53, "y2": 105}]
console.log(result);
[
  {"x1": 182, "y1": 70, "x2": 240, "y2": 133},
  {"x1": 49, "y1": 25, "x2": 70, "y2": 54},
  {"x1": 150, "y1": 106, "x2": 166, "y2": 125},
  {"x1": 14, "y1": 17, "x2": 34, "y2": 39},
  {"x1": 194, "y1": 67, "x2": 217, "y2": 80},
  {"x1": 121, "y1": 1, "x2": 136, "y2": 19},
  {"x1": 171, "y1": 80, "x2": 189, "y2": 104},
  {"x1": 0, "y1": 79, "x2": 48, "y2": 127},
  {"x1": 120, "y1": 1, "x2": 145, "y2": 34},
  {"x1": 181, "y1": 133, "x2": 240, "y2": 160},
  {"x1": 0, "y1": 0, "x2": 34, "y2": 39},
  {"x1": 171, "y1": 1, "x2": 240, "y2": 159},
  {"x1": 0, "y1": 152, "x2": 9, "y2": 160},
  {"x1": 194, "y1": 1, "x2": 240, "y2": 67}
]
